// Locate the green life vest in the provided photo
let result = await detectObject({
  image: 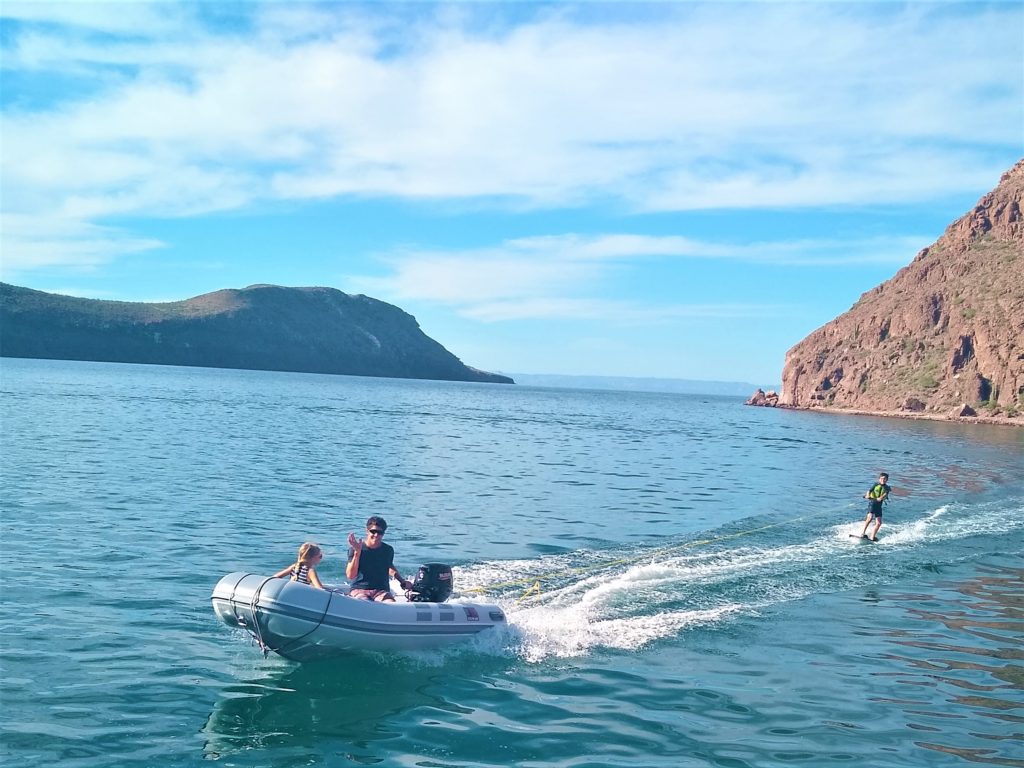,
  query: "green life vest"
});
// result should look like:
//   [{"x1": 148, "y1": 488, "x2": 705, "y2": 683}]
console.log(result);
[{"x1": 868, "y1": 483, "x2": 889, "y2": 502}]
